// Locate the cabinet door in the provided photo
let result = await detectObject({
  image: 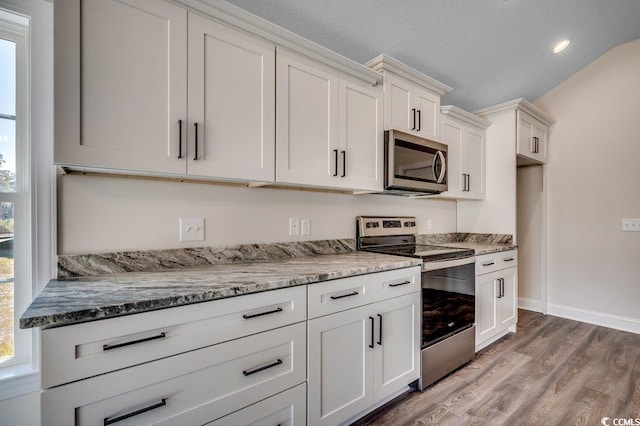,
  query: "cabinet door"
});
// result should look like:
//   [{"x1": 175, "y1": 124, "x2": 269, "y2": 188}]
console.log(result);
[
  {"x1": 373, "y1": 293, "x2": 420, "y2": 402},
  {"x1": 187, "y1": 14, "x2": 275, "y2": 181},
  {"x1": 464, "y1": 126, "x2": 485, "y2": 199},
  {"x1": 441, "y1": 119, "x2": 464, "y2": 197},
  {"x1": 55, "y1": 0, "x2": 187, "y2": 174},
  {"x1": 499, "y1": 267, "x2": 518, "y2": 329},
  {"x1": 383, "y1": 75, "x2": 413, "y2": 132},
  {"x1": 338, "y1": 75, "x2": 383, "y2": 192},
  {"x1": 413, "y1": 88, "x2": 440, "y2": 140},
  {"x1": 308, "y1": 305, "x2": 374, "y2": 426},
  {"x1": 276, "y1": 50, "x2": 339, "y2": 186},
  {"x1": 476, "y1": 271, "x2": 500, "y2": 344}
]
